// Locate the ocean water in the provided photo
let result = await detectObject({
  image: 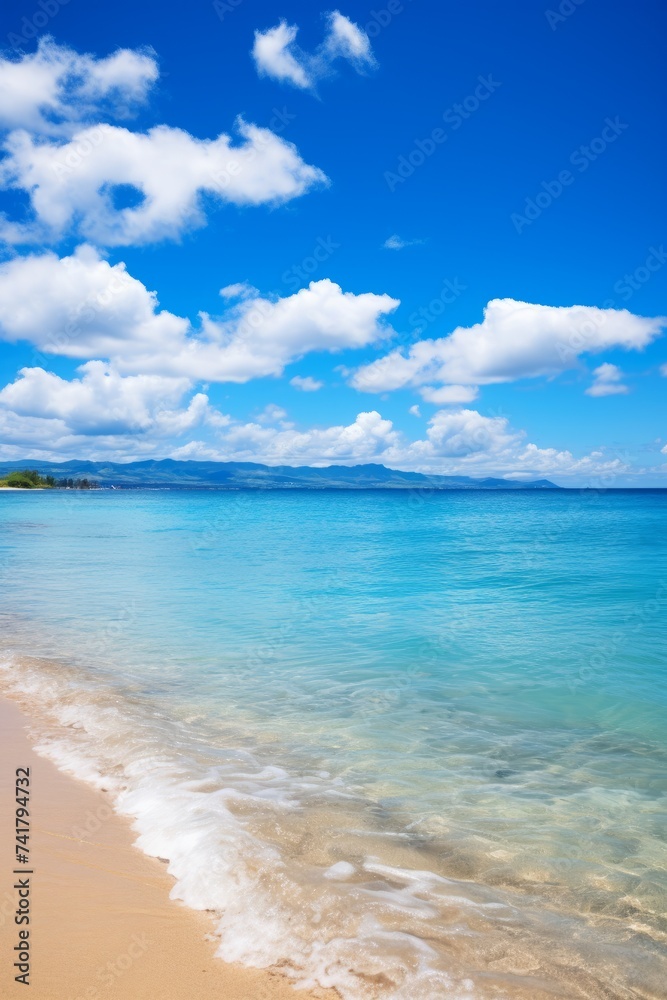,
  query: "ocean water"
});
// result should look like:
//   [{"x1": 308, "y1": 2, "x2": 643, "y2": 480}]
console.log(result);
[{"x1": 0, "y1": 487, "x2": 665, "y2": 999}]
